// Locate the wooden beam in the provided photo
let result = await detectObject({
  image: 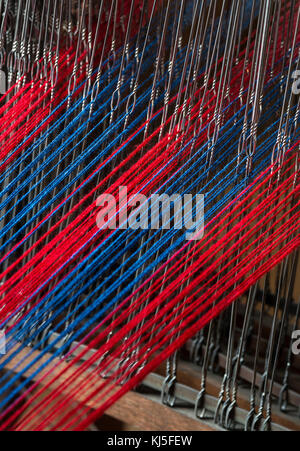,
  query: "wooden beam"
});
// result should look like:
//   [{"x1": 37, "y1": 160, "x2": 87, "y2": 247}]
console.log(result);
[{"x1": 3, "y1": 345, "x2": 215, "y2": 431}]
